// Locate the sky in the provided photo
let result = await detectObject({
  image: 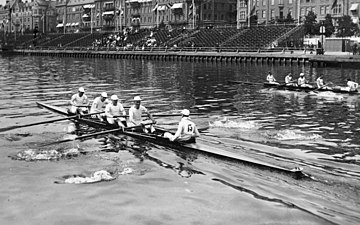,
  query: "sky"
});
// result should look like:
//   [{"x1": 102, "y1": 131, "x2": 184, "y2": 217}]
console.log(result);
[{"x1": 0, "y1": 0, "x2": 6, "y2": 7}]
